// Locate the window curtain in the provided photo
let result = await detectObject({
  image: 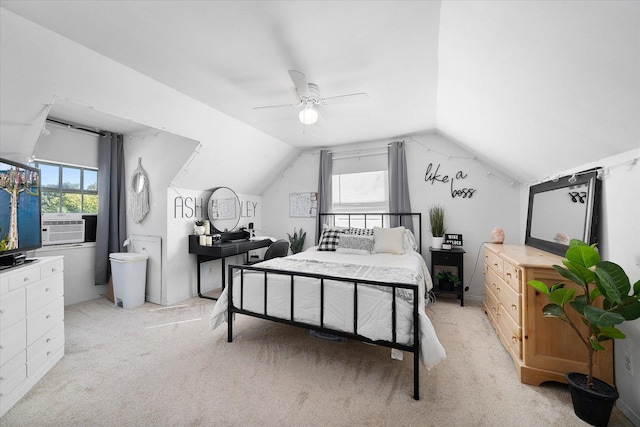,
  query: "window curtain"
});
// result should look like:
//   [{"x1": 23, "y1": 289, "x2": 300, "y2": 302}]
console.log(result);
[
  {"x1": 94, "y1": 132, "x2": 127, "y2": 285},
  {"x1": 388, "y1": 141, "x2": 414, "y2": 232},
  {"x1": 316, "y1": 150, "x2": 333, "y2": 244}
]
